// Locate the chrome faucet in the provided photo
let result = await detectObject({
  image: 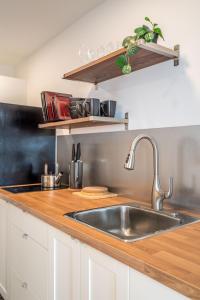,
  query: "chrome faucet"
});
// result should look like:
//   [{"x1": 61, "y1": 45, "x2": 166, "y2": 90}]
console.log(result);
[{"x1": 124, "y1": 134, "x2": 173, "y2": 211}]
